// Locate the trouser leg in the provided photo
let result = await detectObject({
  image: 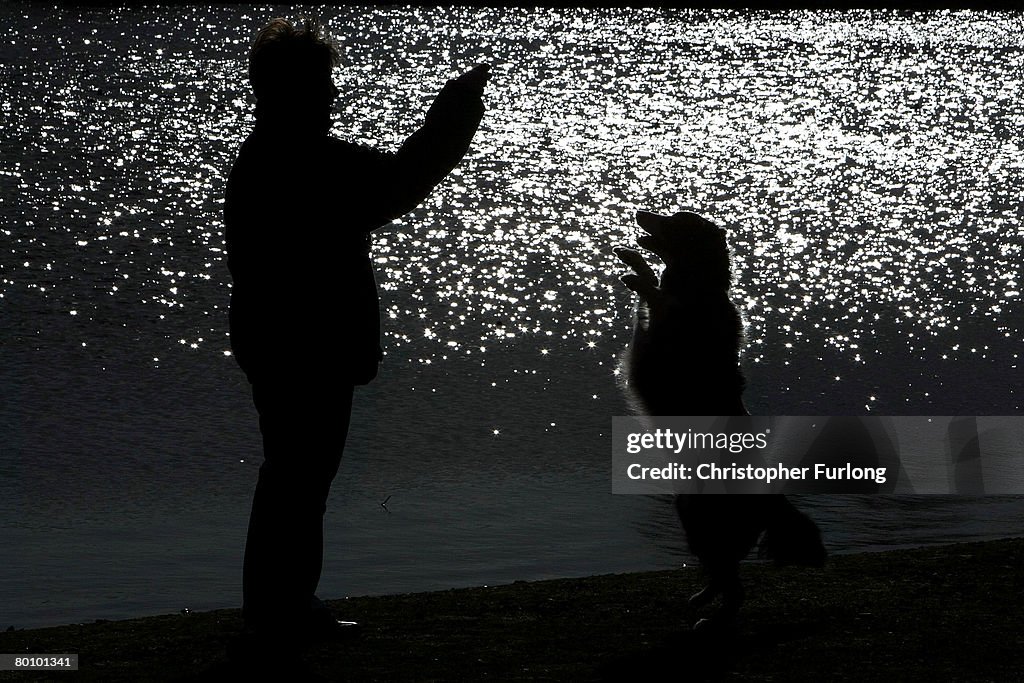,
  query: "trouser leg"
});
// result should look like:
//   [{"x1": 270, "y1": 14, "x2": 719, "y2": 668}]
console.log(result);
[{"x1": 242, "y1": 381, "x2": 354, "y2": 629}]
